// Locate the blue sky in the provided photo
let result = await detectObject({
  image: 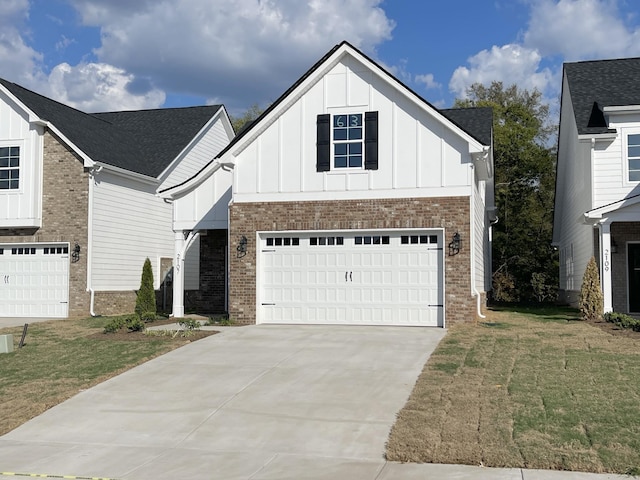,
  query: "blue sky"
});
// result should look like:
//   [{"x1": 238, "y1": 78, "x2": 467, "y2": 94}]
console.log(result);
[{"x1": 2, "y1": 0, "x2": 640, "y2": 117}]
